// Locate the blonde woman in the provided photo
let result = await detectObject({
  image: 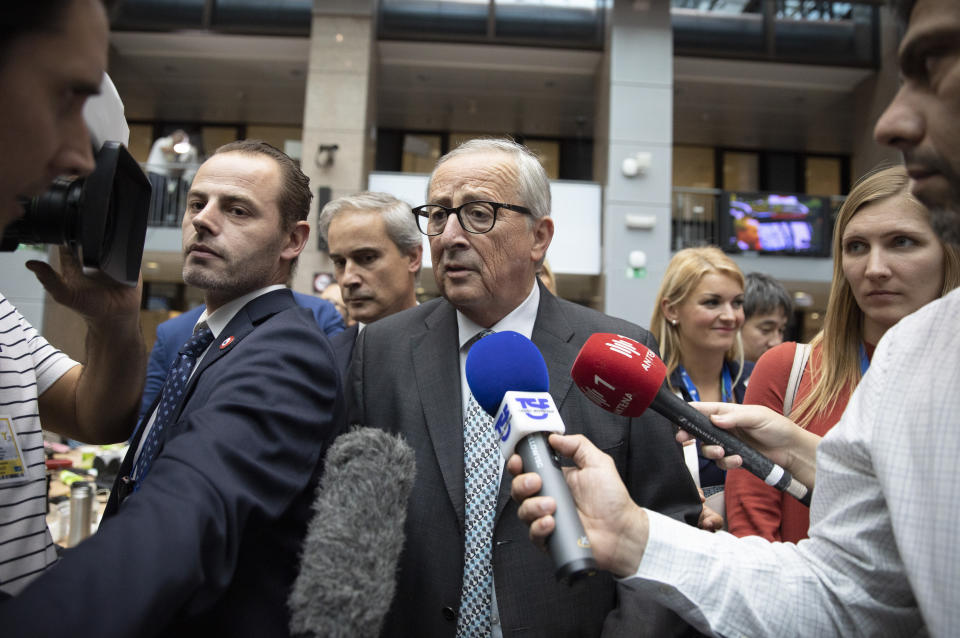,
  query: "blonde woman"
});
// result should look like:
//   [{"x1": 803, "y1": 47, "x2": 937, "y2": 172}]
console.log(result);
[
  {"x1": 727, "y1": 165, "x2": 960, "y2": 542},
  {"x1": 651, "y1": 246, "x2": 748, "y2": 512}
]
